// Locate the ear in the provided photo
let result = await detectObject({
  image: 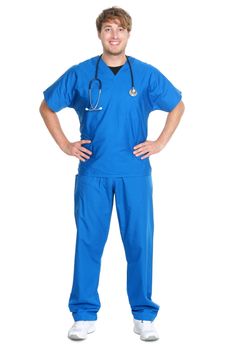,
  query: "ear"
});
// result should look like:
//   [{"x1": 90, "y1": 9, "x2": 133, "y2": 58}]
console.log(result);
[{"x1": 97, "y1": 31, "x2": 101, "y2": 39}]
